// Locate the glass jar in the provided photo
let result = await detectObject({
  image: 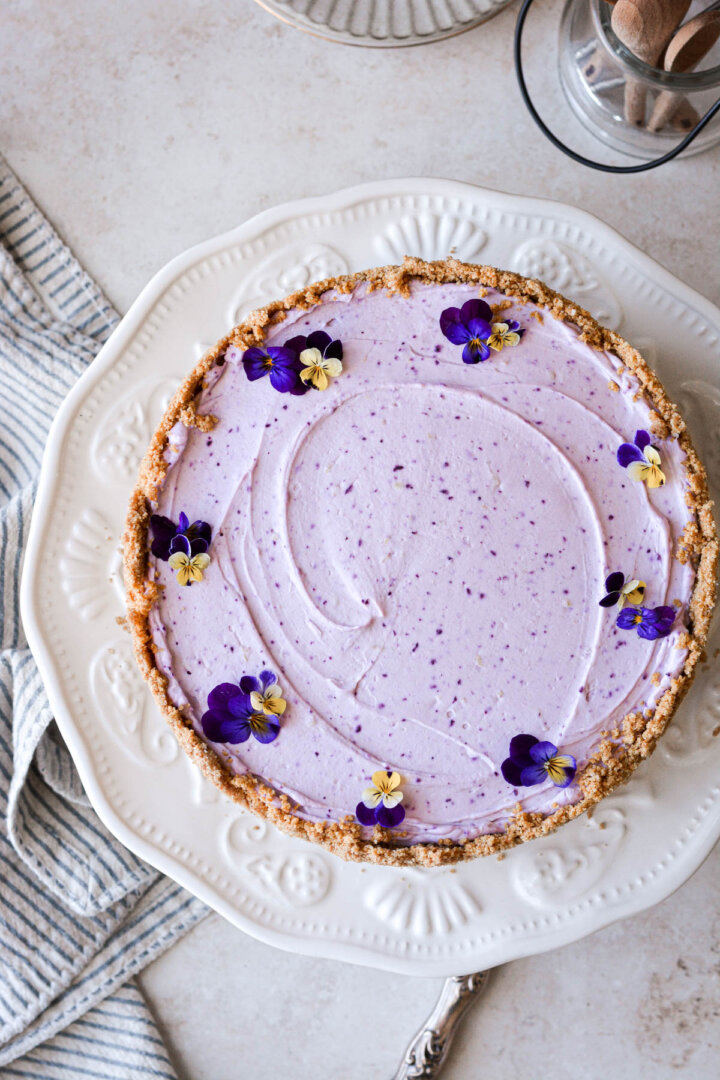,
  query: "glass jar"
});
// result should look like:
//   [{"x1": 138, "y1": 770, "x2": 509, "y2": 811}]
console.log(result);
[{"x1": 559, "y1": 0, "x2": 720, "y2": 159}]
